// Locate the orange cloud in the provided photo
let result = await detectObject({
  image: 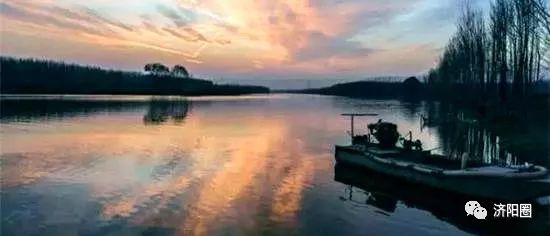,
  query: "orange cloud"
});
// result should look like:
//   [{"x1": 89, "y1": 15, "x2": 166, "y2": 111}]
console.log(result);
[{"x1": 1, "y1": 0, "x2": 447, "y2": 78}]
